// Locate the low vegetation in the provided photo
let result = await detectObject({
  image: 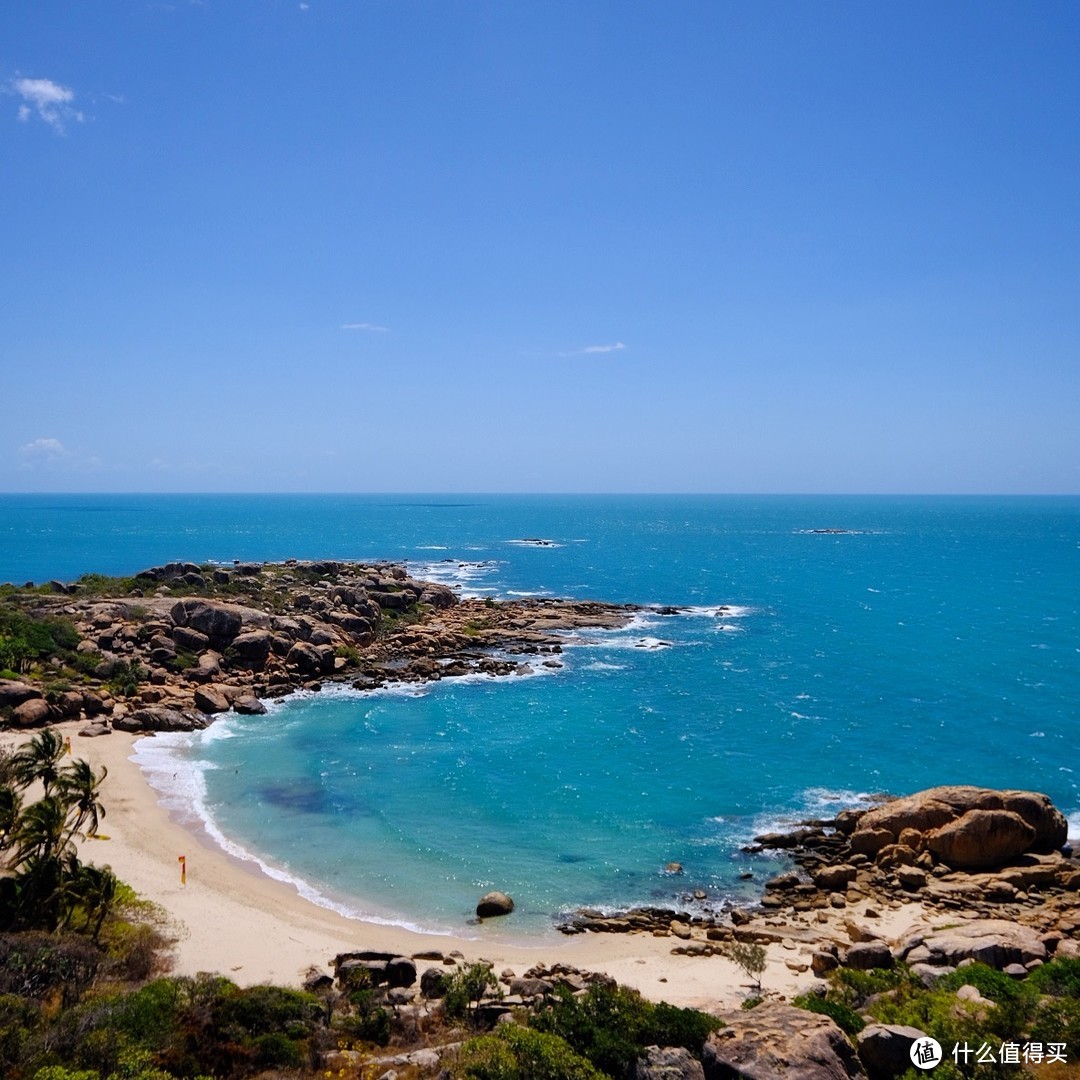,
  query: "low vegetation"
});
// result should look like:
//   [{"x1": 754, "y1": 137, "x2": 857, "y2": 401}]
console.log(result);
[{"x1": 795, "y1": 959, "x2": 1080, "y2": 1079}]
